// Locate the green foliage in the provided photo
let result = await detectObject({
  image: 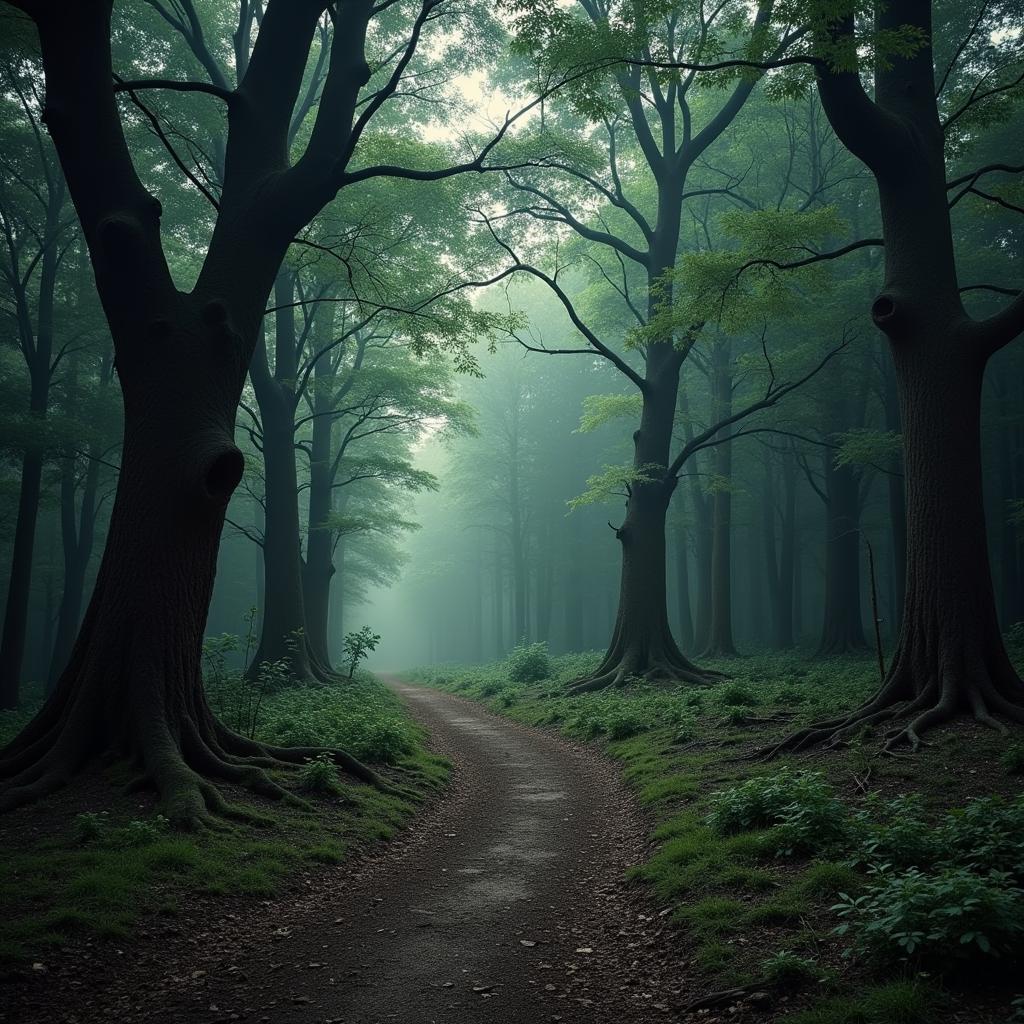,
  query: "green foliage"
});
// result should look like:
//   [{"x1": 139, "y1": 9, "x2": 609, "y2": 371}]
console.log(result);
[
  {"x1": 257, "y1": 674, "x2": 417, "y2": 764},
  {"x1": 832, "y1": 866, "x2": 1024, "y2": 966},
  {"x1": 850, "y1": 794, "x2": 940, "y2": 871},
  {"x1": 834, "y1": 429, "x2": 903, "y2": 469},
  {"x1": 761, "y1": 949, "x2": 821, "y2": 989},
  {"x1": 72, "y1": 812, "x2": 109, "y2": 844},
  {"x1": 298, "y1": 753, "x2": 342, "y2": 796},
  {"x1": 718, "y1": 683, "x2": 758, "y2": 707},
  {"x1": 567, "y1": 462, "x2": 666, "y2": 510},
  {"x1": 342, "y1": 626, "x2": 381, "y2": 679},
  {"x1": 1001, "y1": 743, "x2": 1024, "y2": 776},
  {"x1": 706, "y1": 769, "x2": 850, "y2": 856},
  {"x1": 72, "y1": 812, "x2": 170, "y2": 848},
  {"x1": 779, "y1": 982, "x2": 933, "y2": 1024},
  {"x1": 507, "y1": 639, "x2": 552, "y2": 682},
  {"x1": 576, "y1": 393, "x2": 643, "y2": 433}
]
